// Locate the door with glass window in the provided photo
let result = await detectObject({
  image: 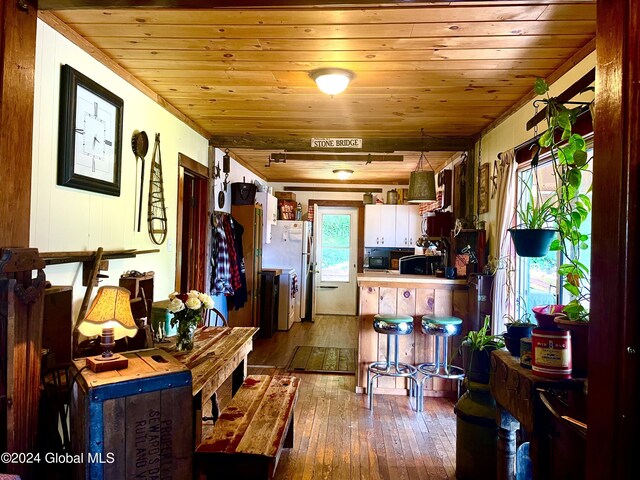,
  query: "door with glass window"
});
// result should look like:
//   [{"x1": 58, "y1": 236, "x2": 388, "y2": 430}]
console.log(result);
[{"x1": 313, "y1": 207, "x2": 358, "y2": 315}]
